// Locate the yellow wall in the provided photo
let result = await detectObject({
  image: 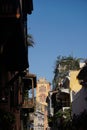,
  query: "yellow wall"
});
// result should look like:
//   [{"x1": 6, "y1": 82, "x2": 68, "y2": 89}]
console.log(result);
[{"x1": 70, "y1": 70, "x2": 82, "y2": 92}]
